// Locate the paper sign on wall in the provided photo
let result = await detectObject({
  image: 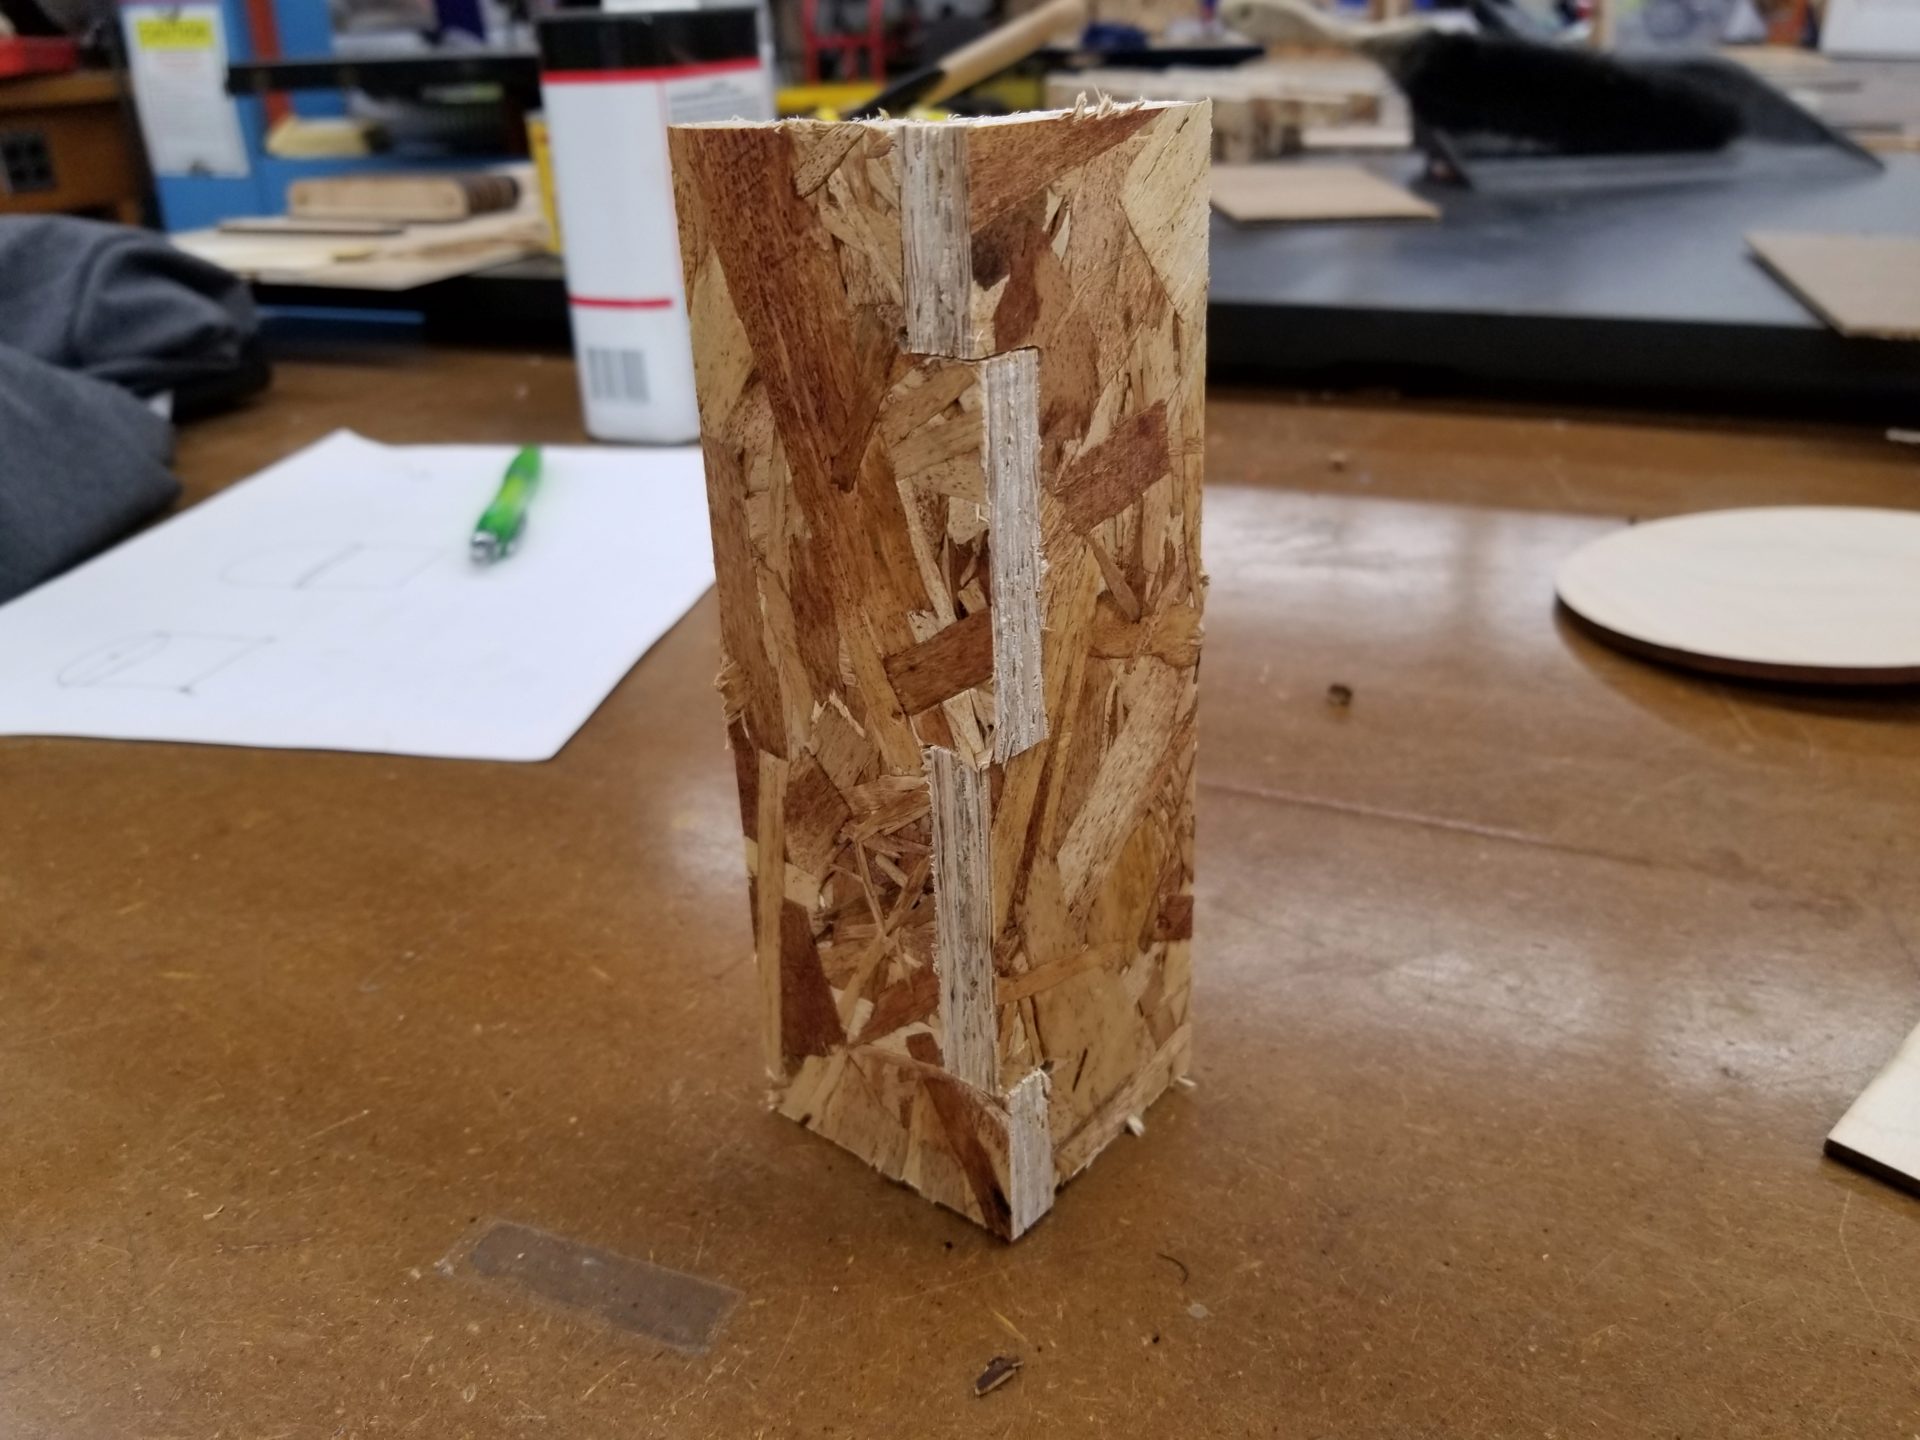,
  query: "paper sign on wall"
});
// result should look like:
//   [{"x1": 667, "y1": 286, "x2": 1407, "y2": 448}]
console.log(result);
[
  {"x1": 1821, "y1": 0, "x2": 1920, "y2": 55},
  {"x1": 121, "y1": 3, "x2": 250, "y2": 179}
]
